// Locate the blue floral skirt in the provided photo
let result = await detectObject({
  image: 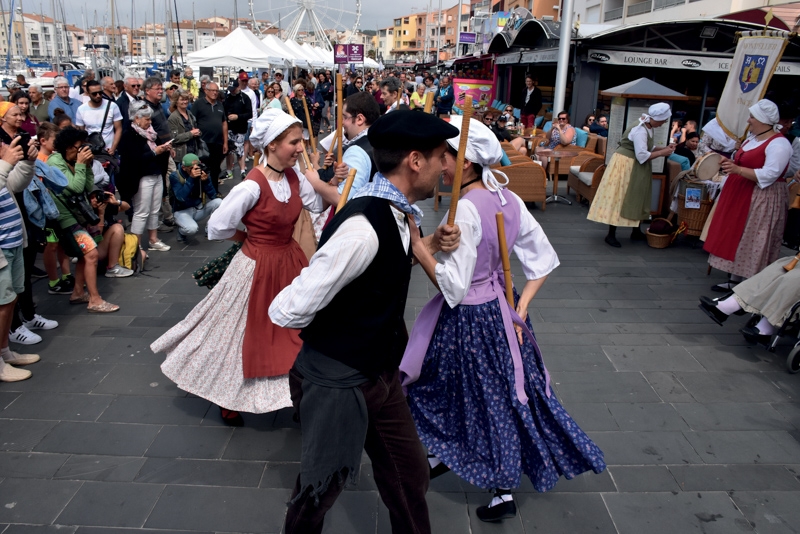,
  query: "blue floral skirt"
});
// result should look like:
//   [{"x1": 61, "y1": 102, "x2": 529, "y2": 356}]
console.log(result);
[{"x1": 407, "y1": 295, "x2": 606, "y2": 491}]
